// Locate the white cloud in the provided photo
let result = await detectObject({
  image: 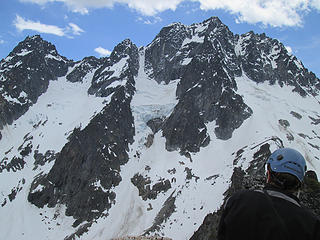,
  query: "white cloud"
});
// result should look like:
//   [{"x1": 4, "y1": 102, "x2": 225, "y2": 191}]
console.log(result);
[
  {"x1": 68, "y1": 23, "x2": 85, "y2": 35},
  {"x1": 19, "y1": 0, "x2": 320, "y2": 27},
  {"x1": 125, "y1": 0, "x2": 184, "y2": 15},
  {"x1": 20, "y1": 0, "x2": 183, "y2": 15},
  {"x1": 137, "y1": 16, "x2": 162, "y2": 25},
  {"x1": 13, "y1": 15, "x2": 84, "y2": 37},
  {"x1": 195, "y1": 0, "x2": 311, "y2": 27},
  {"x1": 94, "y1": 46, "x2": 112, "y2": 57},
  {"x1": 14, "y1": 15, "x2": 65, "y2": 36},
  {"x1": 310, "y1": 0, "x2": 320, "y2": 9},
  {"x1": 0, "y1": 39, "x2": 4, "y2": 44}
]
